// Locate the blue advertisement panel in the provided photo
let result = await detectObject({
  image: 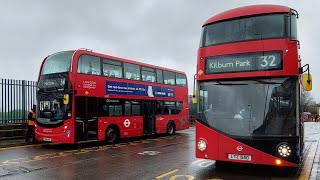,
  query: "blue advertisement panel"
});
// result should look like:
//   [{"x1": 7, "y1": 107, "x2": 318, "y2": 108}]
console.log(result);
[
  {"x1": 106, "y1": 81, "x2": 174, "y2": 98},
  {"x1": 152, "y1": 86, "x2": 164, "y2": 97},
  {"x1": 127, "y1": 83, "x2": 146, "y2": 96},
  {"x1": 162, "y1": 87, "x2": 175, "y2": 97},
  {"x1": 106, "y1": 81, "x2": 128, "y2": 95}
]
